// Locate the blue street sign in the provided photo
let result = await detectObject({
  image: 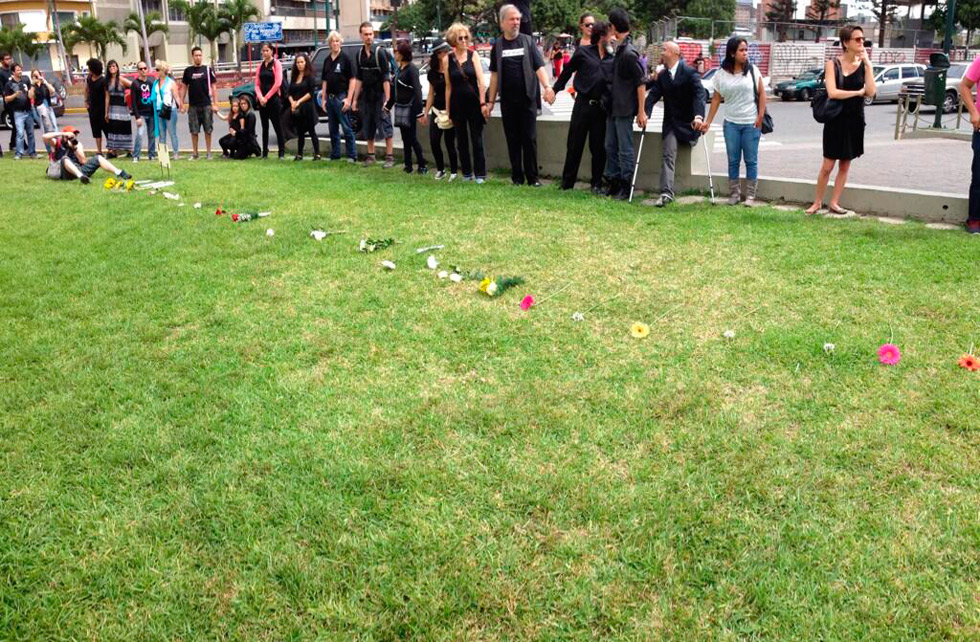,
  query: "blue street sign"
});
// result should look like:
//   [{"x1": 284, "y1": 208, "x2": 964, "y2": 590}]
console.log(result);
[{"x1": 243, "y1": 22, "x2": 283, "y2": 43}]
